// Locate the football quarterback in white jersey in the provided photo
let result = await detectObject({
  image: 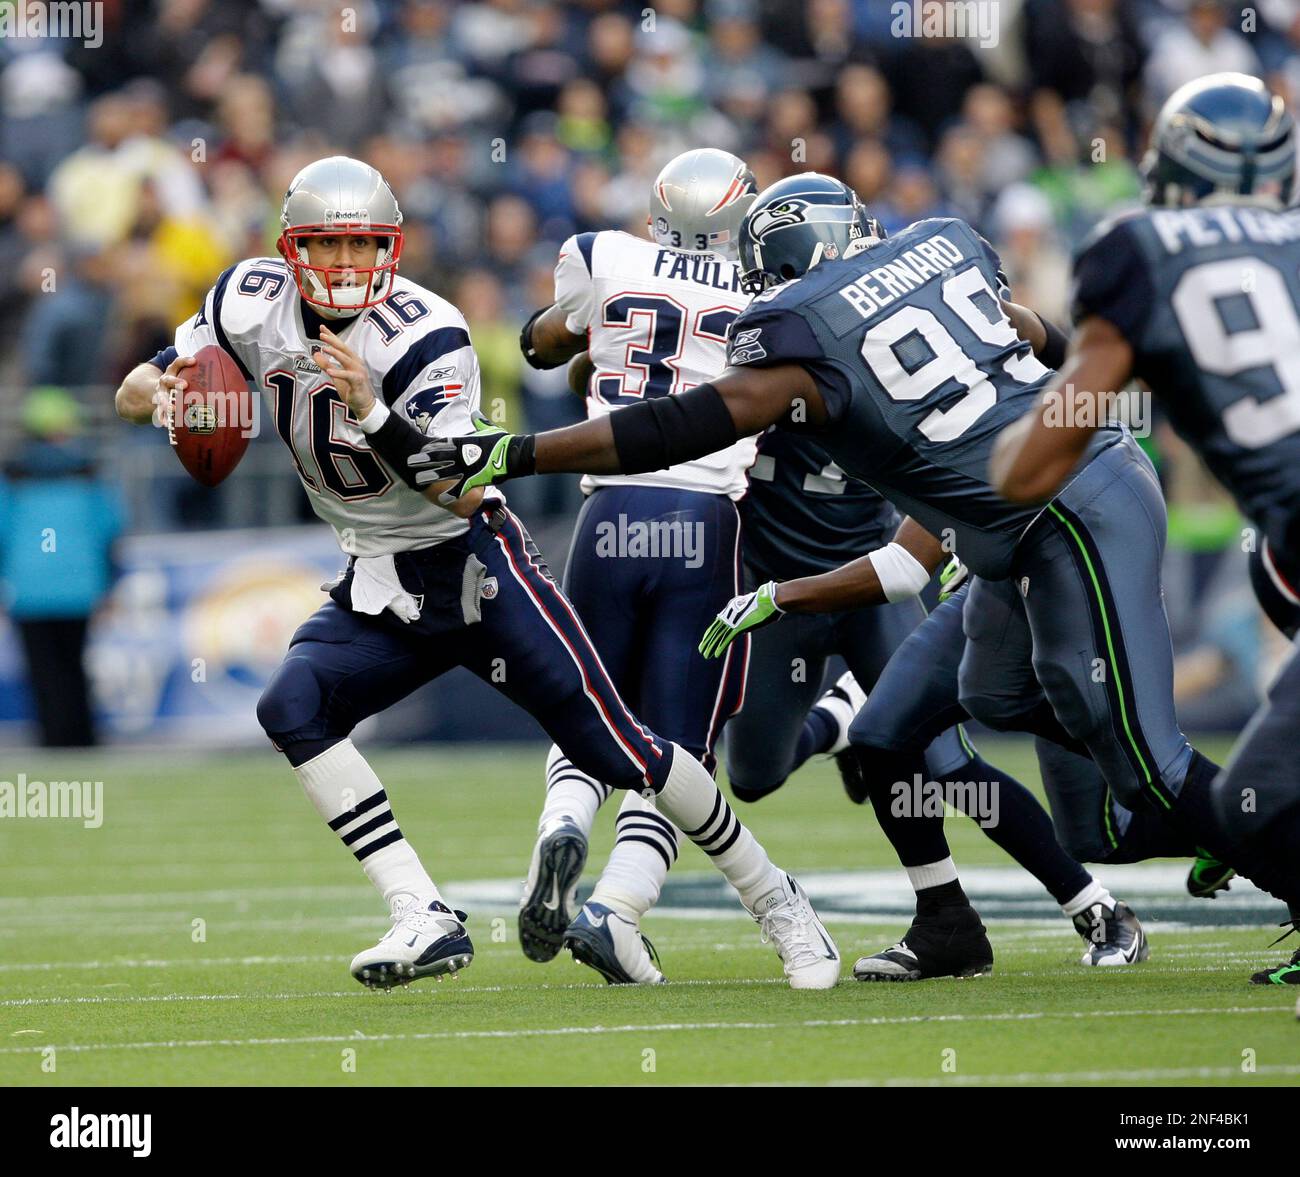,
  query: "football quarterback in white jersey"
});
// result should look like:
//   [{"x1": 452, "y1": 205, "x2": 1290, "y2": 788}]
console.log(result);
[
  {"x1": 513, "y1": 148, "x2": 796, "y2": 984},
  {"x1": 114, "y1": 155, "x2": 840, "y2": 992},
  {"x1": 173, "y1": 250, "x2": 485, "y2": 559}
]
